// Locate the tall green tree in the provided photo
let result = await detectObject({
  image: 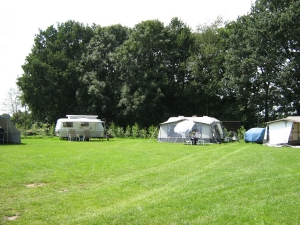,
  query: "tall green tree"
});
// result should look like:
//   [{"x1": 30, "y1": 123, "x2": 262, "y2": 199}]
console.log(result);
[
  {"x1": 188, "y1": 18, "x2": 230, "y2": 118},
  {"x1": 77, "y1": 24, "x2": 130, "y2": 122},
  {"x1": 223, "y1": 1, "x2": 292, "y2": 125},
  {"x1": 223, "y1": 0, "x2": 300, "y2": 125},
  {"x1": 110, "y1": 20, "x2": 170, "y2": 127},
  {"x1": 110, "y1": 18, "x2": 195, "y2": 127},
  {"x1": 164, "y1": 18, "x2": 195, "y2": 116},
  {"x1": 17, "y1": 21, "x2": 94, "y2": 124},
  {"x1": 266, "y1": 0, "x2": 300, "y2": 116}
]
